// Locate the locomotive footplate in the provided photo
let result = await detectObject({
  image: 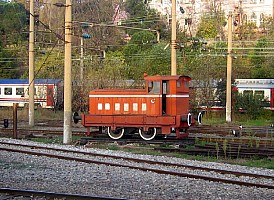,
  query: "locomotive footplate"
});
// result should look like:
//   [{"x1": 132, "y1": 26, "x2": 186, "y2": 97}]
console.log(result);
[{"x1": 82, "y1": 114, "x2": 176, "y2": 128}]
